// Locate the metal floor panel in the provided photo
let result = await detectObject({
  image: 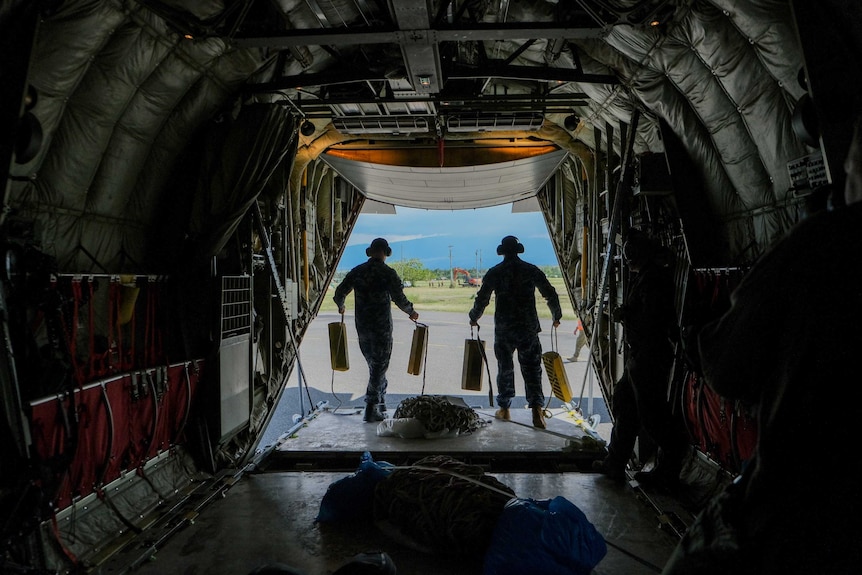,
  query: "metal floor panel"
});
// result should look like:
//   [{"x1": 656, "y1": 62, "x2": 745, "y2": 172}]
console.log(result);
[
  {"x1": 117, "y1": 403, "x2": 692, "y2": 574},
  {"x1": 265, "y1": 404, "x2": 604, "y2": 472},
  {"x1": 130, "y1": 469, "x2": 678, "y2": 575}
]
